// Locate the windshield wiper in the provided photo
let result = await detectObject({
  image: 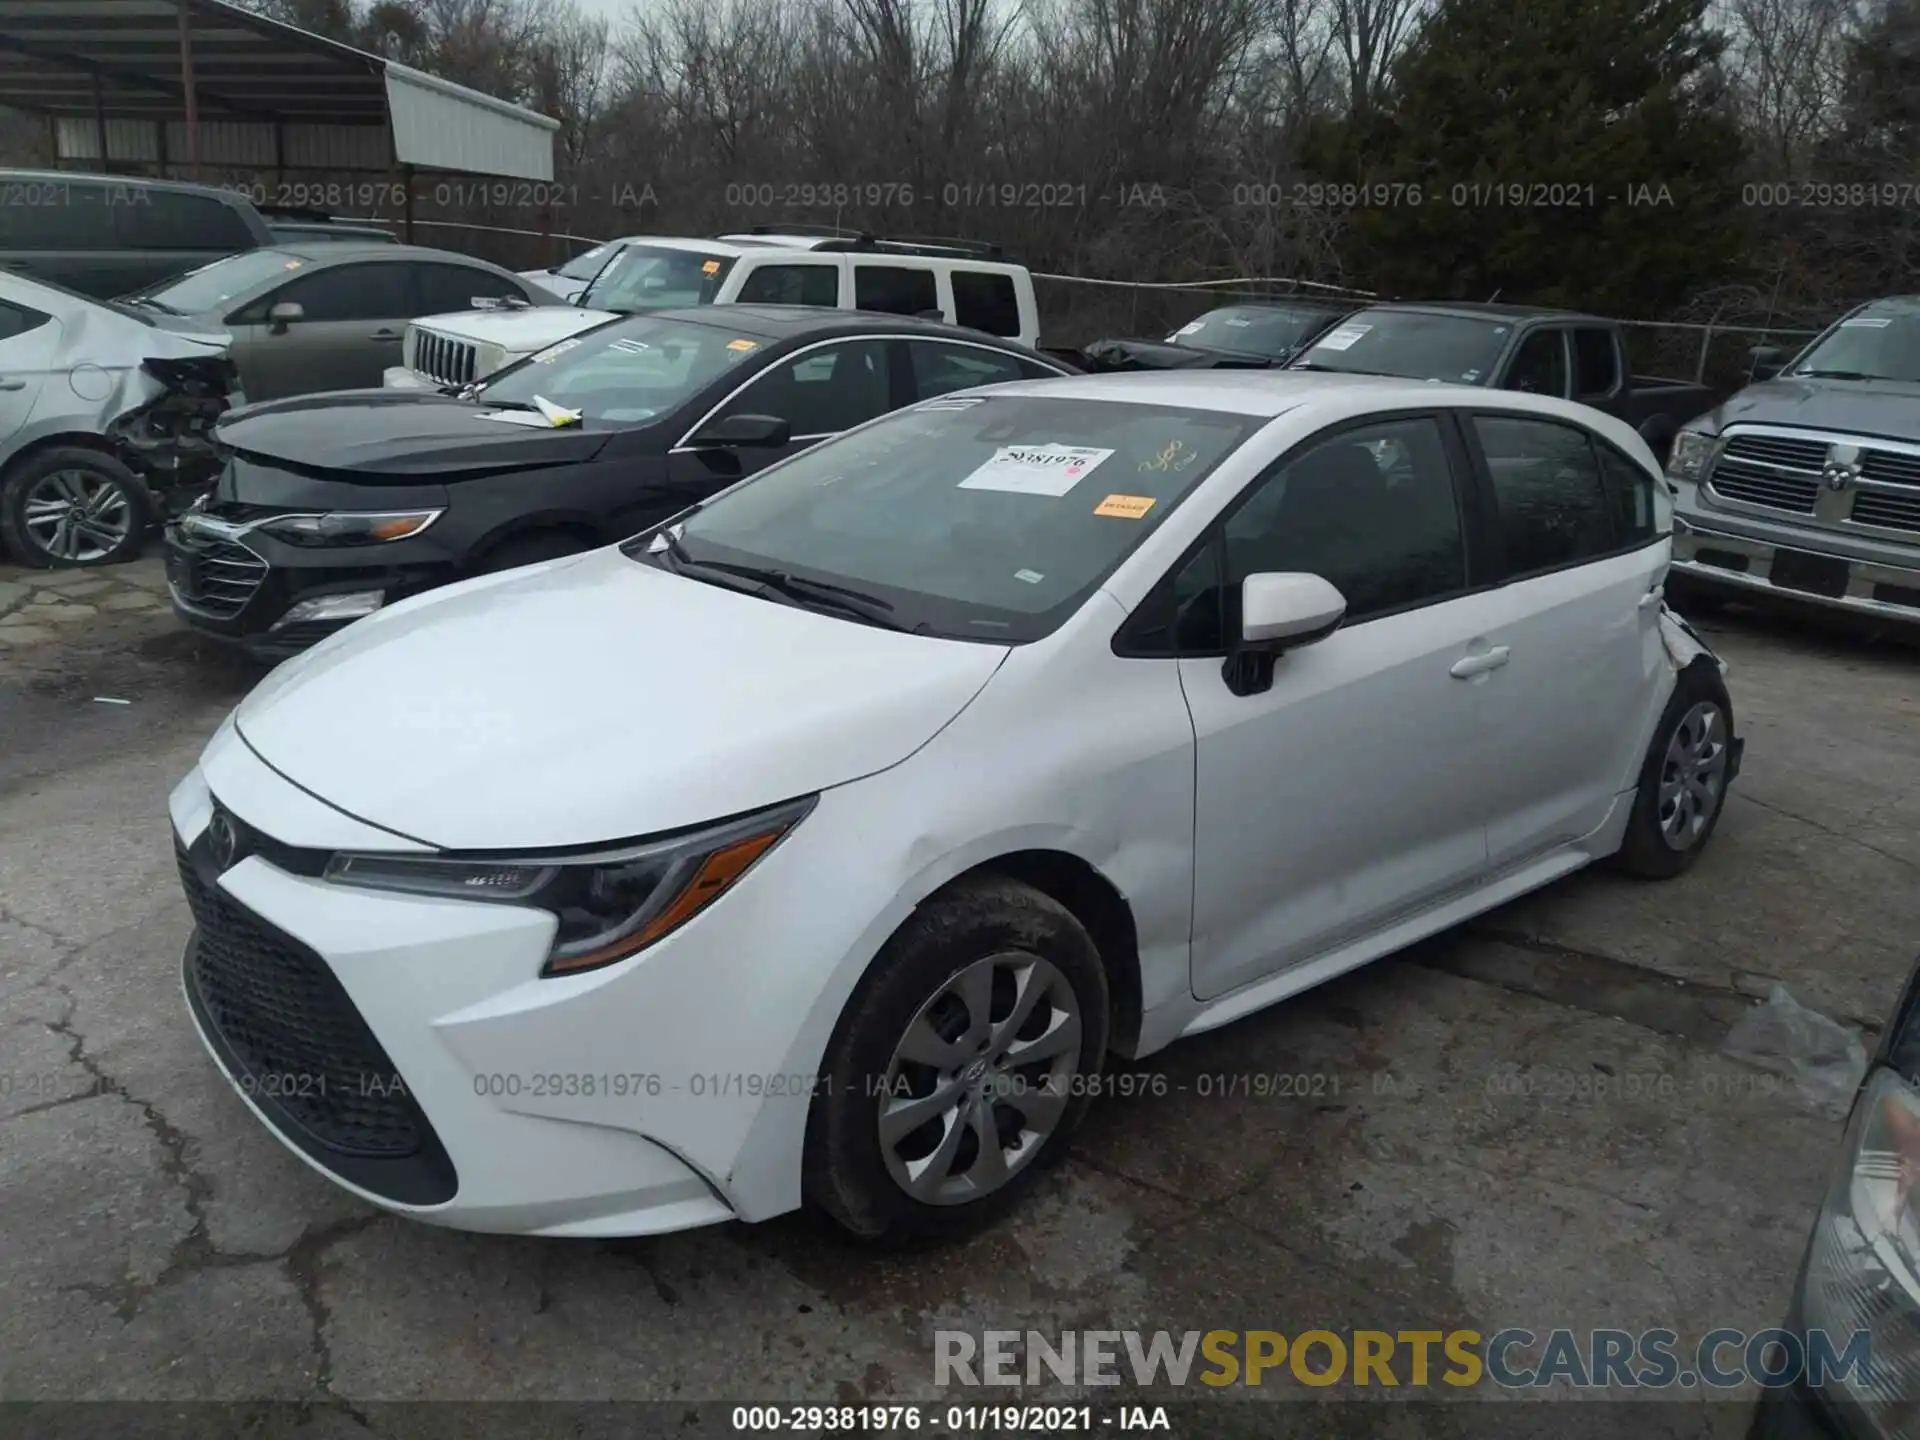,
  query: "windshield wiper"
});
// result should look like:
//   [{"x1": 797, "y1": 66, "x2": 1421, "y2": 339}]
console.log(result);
[
  {"x1": 652, "y1": 532, "x2": 909, "y2": 629},
  {"x1": 1791, "y1": 368, "x2": 1882, "y2": 381},
  {"x1": 128, "y1": 296, "x2": 184, "y2": 315}
]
